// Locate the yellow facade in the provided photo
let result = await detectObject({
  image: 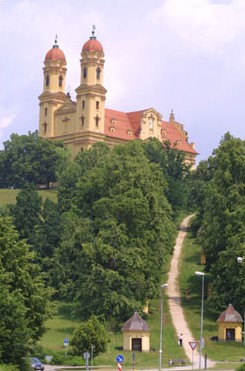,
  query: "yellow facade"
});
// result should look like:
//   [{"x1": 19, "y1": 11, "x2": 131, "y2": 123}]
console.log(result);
[
  {"x1": 39, "y1": 32, "x2": 197, "y2": 166},
  {"x1": 123, "y1": 330, "x2": 150, "y2": 352},
  {"x1": 218, "y1": 322, "x2": 243, "y2": 342}
]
